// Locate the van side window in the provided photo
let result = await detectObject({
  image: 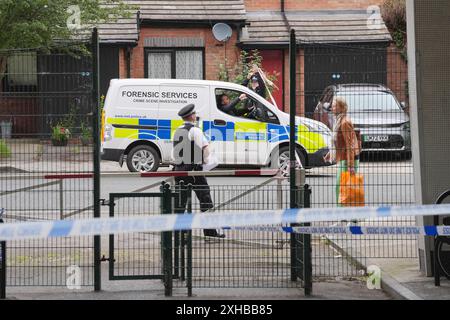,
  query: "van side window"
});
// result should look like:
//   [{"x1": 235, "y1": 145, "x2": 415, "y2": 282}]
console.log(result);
[{"x1": 215, "y1": 89, "x2": 279, "y2": 124}]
